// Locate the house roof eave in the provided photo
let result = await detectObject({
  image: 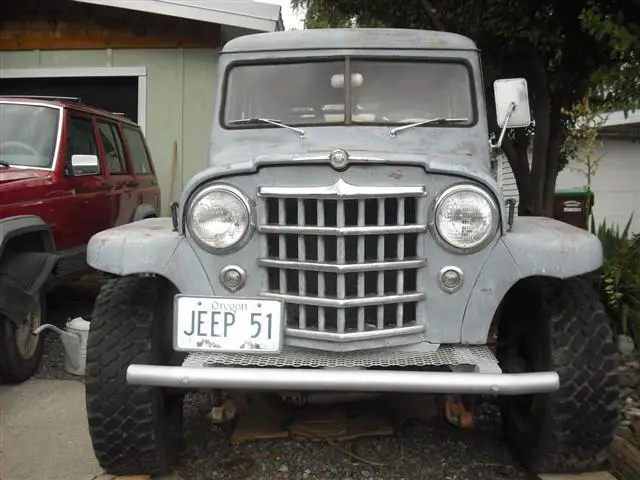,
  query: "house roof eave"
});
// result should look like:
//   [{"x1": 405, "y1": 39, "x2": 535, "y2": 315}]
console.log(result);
[{"x1": 70, "y1": 0, "x2": 282, "y2": 32}]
